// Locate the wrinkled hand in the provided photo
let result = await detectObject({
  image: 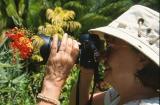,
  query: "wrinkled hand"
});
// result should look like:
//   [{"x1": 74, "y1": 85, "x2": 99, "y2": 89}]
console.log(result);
[{"x1": 44, "y1": 33, "x2": 79, "y2": 86}]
